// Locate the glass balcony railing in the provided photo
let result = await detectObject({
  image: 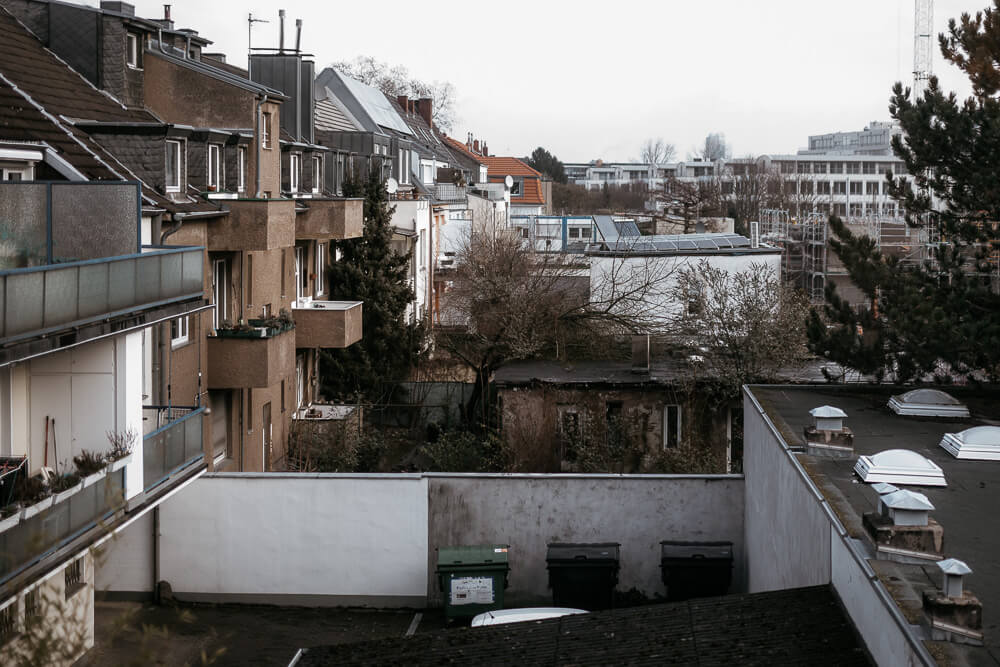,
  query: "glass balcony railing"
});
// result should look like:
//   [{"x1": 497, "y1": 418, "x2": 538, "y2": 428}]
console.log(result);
[
  {"x1": 143, "y1": 407, "x2": 205, "y2": 492},
  {"x1": 0, "y1": 467, "x2": 125, "y2": 584}
]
